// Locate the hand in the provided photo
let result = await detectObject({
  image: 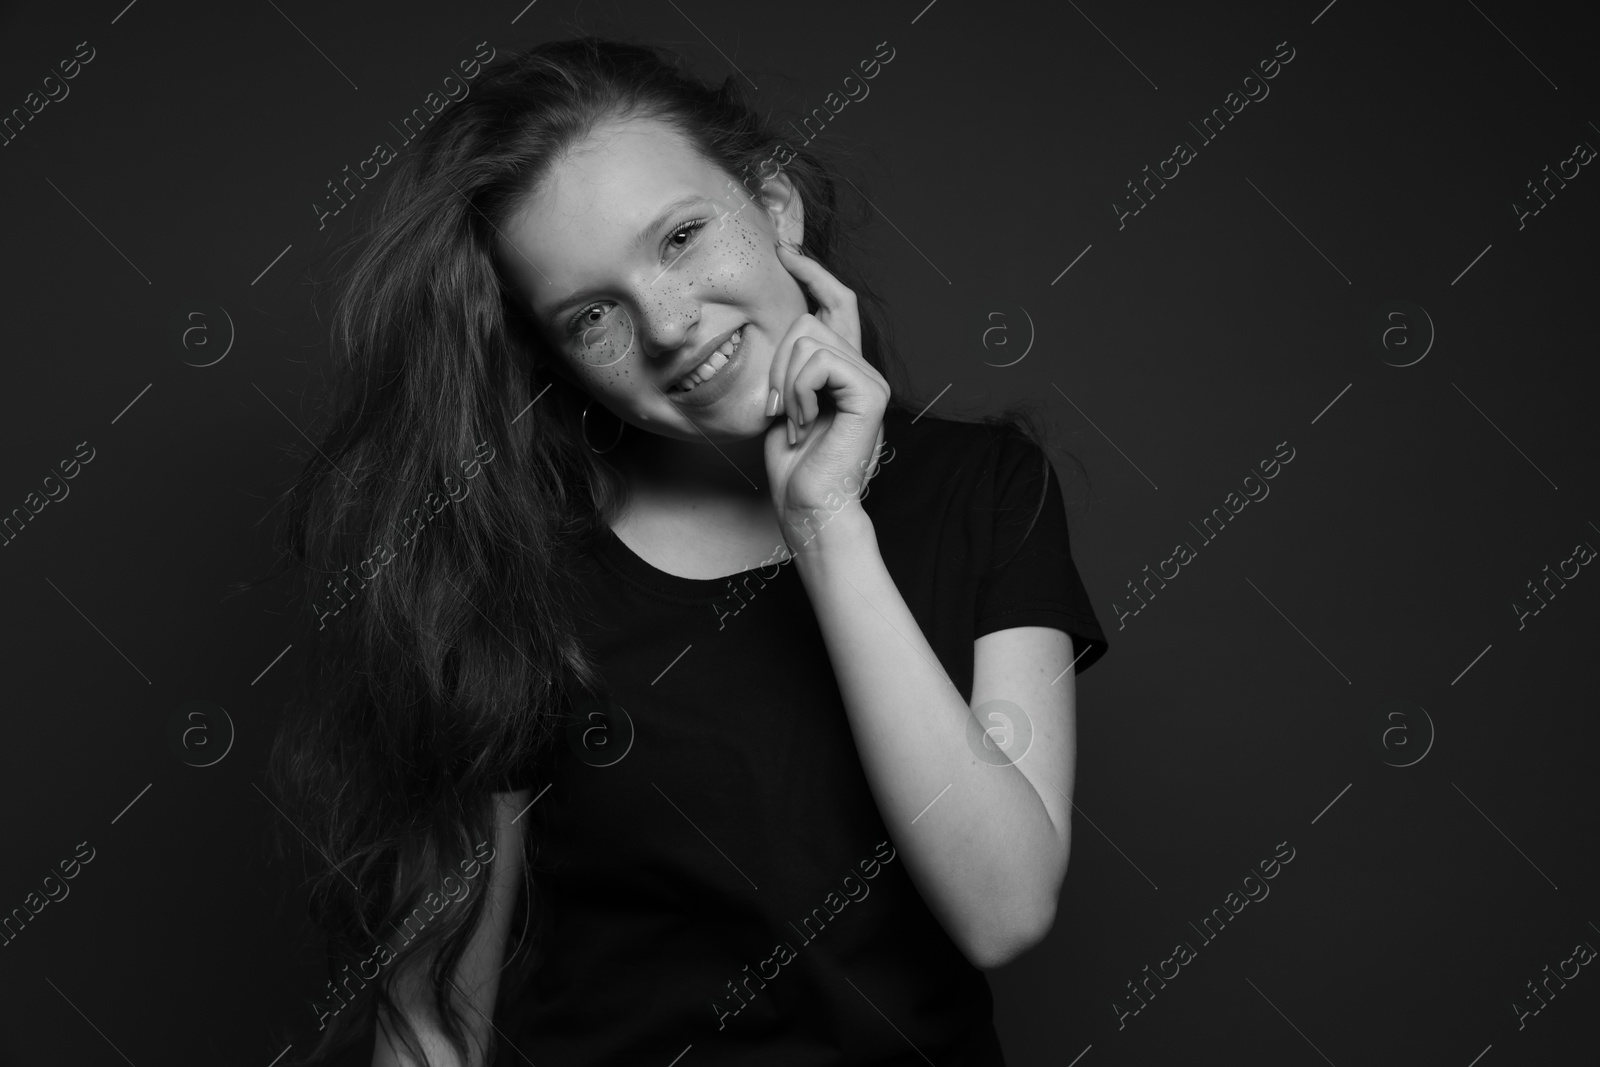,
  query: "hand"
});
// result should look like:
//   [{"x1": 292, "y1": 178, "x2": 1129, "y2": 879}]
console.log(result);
[{"x1": 763, "y1": 242, "x2": 891, "y2": 552}]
